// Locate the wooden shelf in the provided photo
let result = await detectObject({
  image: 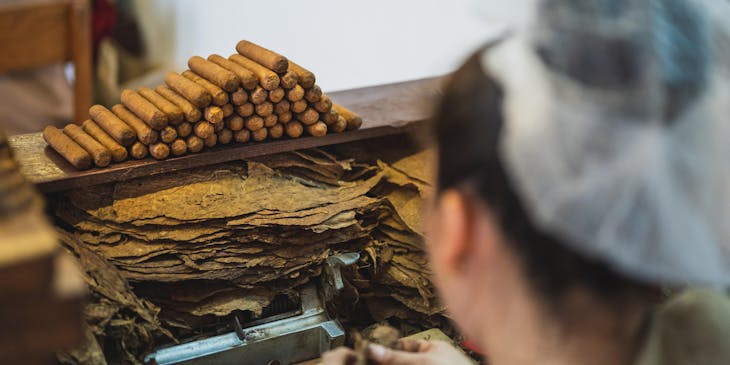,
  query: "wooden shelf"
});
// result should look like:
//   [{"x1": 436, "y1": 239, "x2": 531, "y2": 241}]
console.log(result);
[{"x1": 8, "y1": 77, "x2": 443, "y2": 193}]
